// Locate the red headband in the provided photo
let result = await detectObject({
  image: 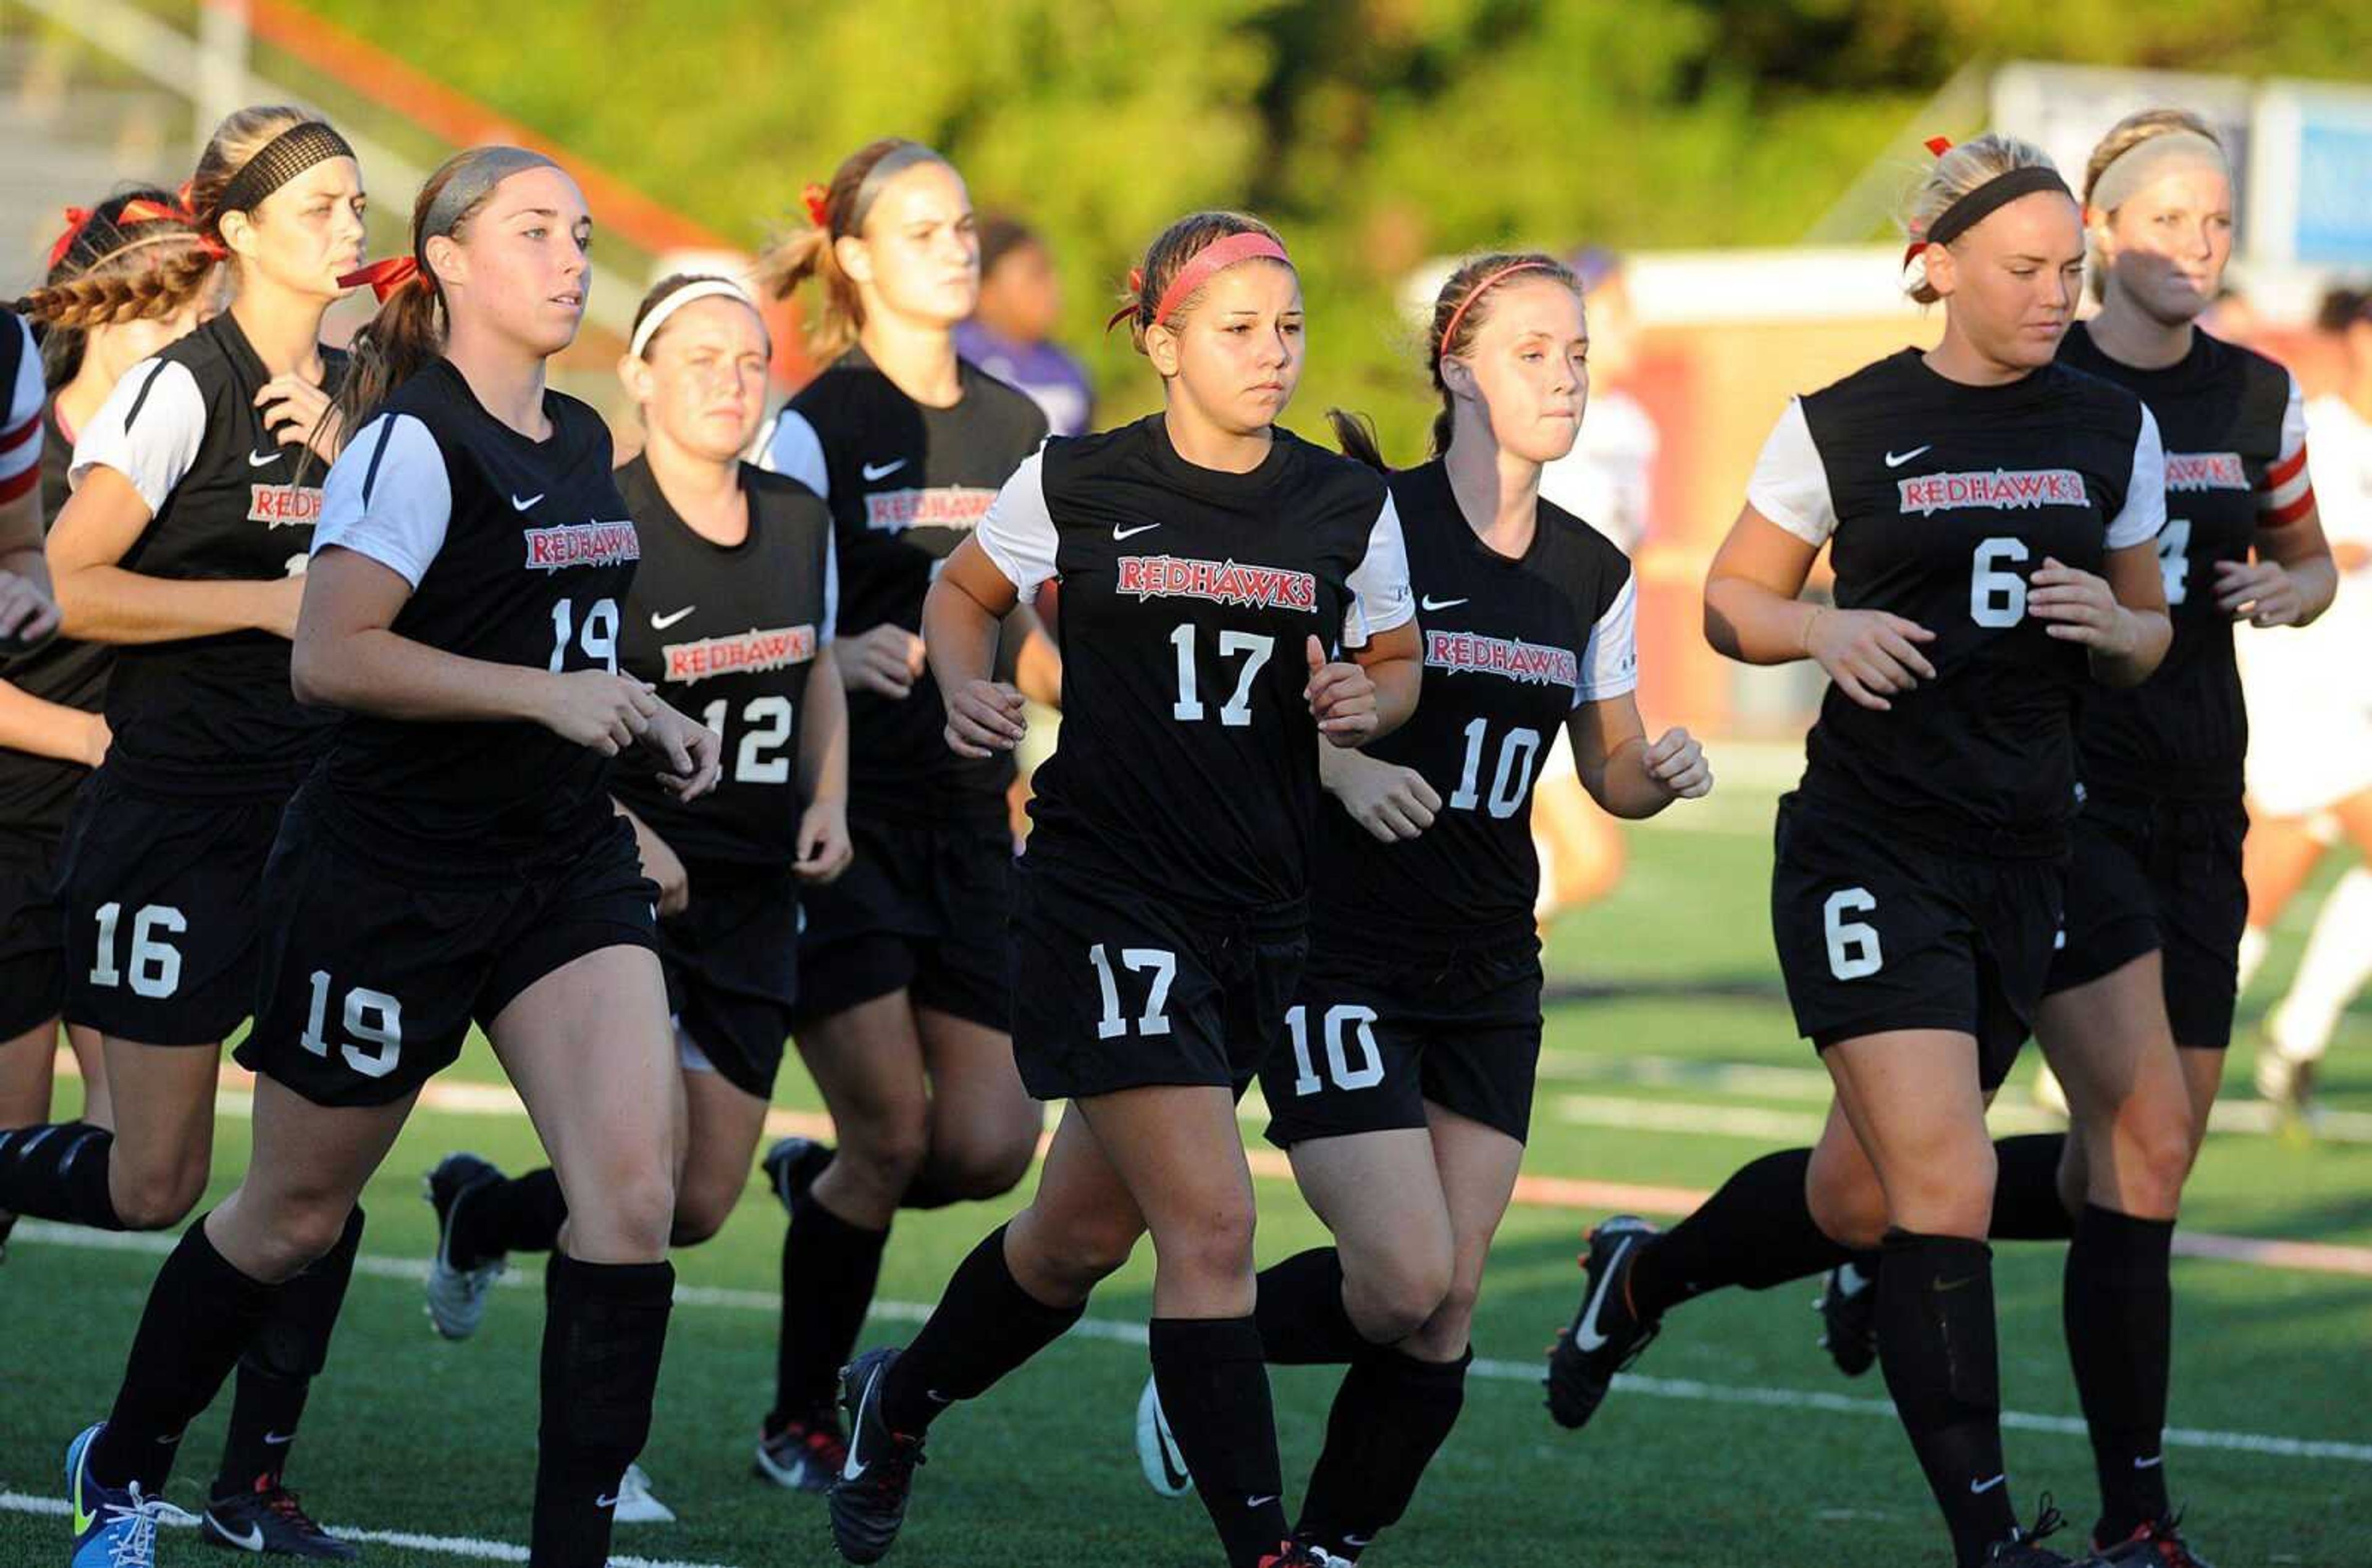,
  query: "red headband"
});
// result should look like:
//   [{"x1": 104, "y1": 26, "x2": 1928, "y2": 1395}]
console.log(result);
[
  {"x1": 339, "y1": 256, "x2": 426, "y2": 304},
  {"x1": 1148, "y1": 232, "x2": 1292, "y2": 328},
  {"x1": 1437, "y1": 260, "x2": 1558, "y2": 358}
]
